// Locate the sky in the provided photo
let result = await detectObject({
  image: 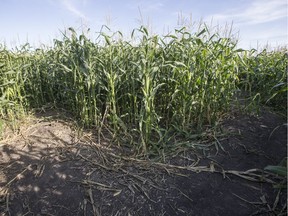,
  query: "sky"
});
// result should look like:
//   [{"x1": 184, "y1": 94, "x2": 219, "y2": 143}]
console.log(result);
[{"x1": 0, "y1": 0, "x2": 287, "y2": 49}]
